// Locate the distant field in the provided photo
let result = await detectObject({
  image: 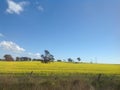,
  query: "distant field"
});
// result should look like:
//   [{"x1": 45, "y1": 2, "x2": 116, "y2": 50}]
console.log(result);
[{"x1": 0, "y1": 61, "x2": 120, "y2": 75}]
